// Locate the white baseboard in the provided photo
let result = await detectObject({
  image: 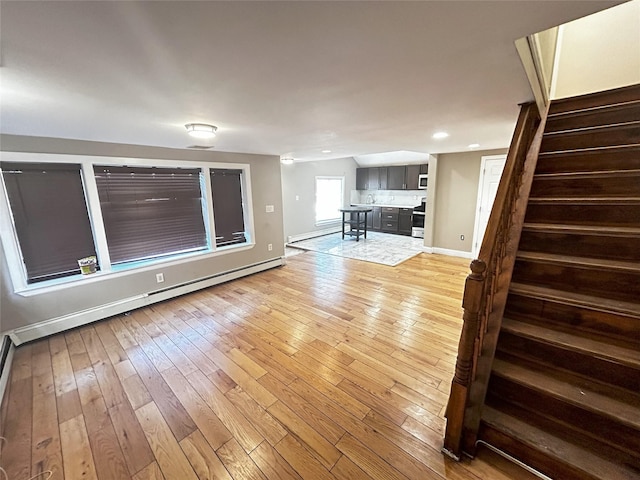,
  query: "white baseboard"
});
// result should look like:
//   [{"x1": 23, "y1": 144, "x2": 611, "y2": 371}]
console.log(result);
[
  {"x1": 287, "y1": 226, "x2": 341, "y2": 244},
  {"x1": 431, "y1": 247, "x2": 474, "y2": 259},
  {"x1": 422, "y1": 246, "x2": 434, "y2": 254},
  {"x1": 8, "y1": 257, "x2": 284, "y2": 346}
]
